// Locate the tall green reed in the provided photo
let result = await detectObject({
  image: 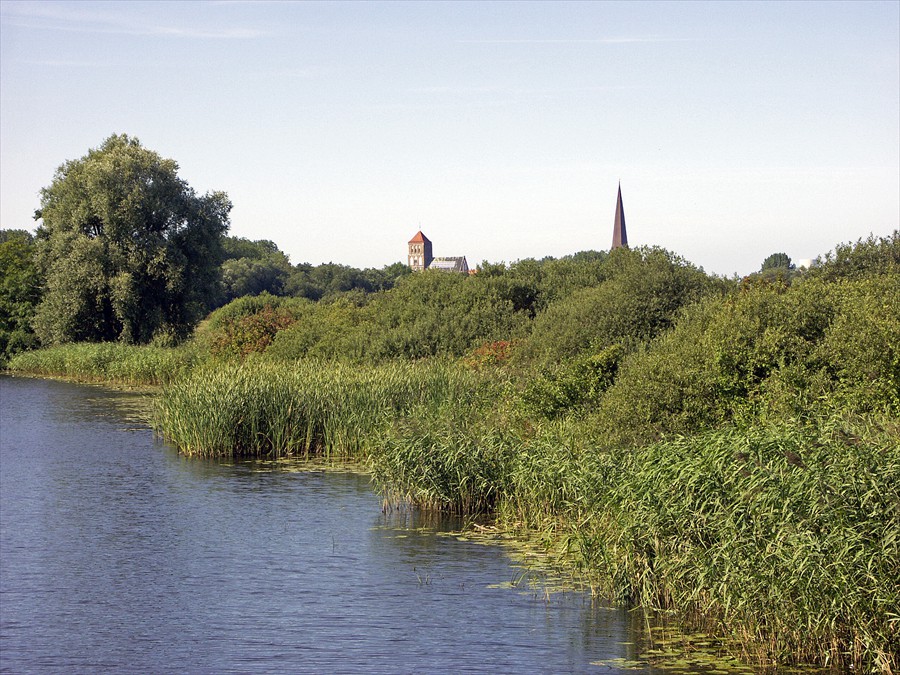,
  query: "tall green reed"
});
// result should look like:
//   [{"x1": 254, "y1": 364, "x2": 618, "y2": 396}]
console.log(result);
[
  {"x1": 6, "y1": 342, "x2": 197, "y2": 386},
  {"x1": 493, "y1": 416, "x2": 899, "y2": 672},
  {"x1": 153, "y1": 358, "x2": 486, "y2": 460}
]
